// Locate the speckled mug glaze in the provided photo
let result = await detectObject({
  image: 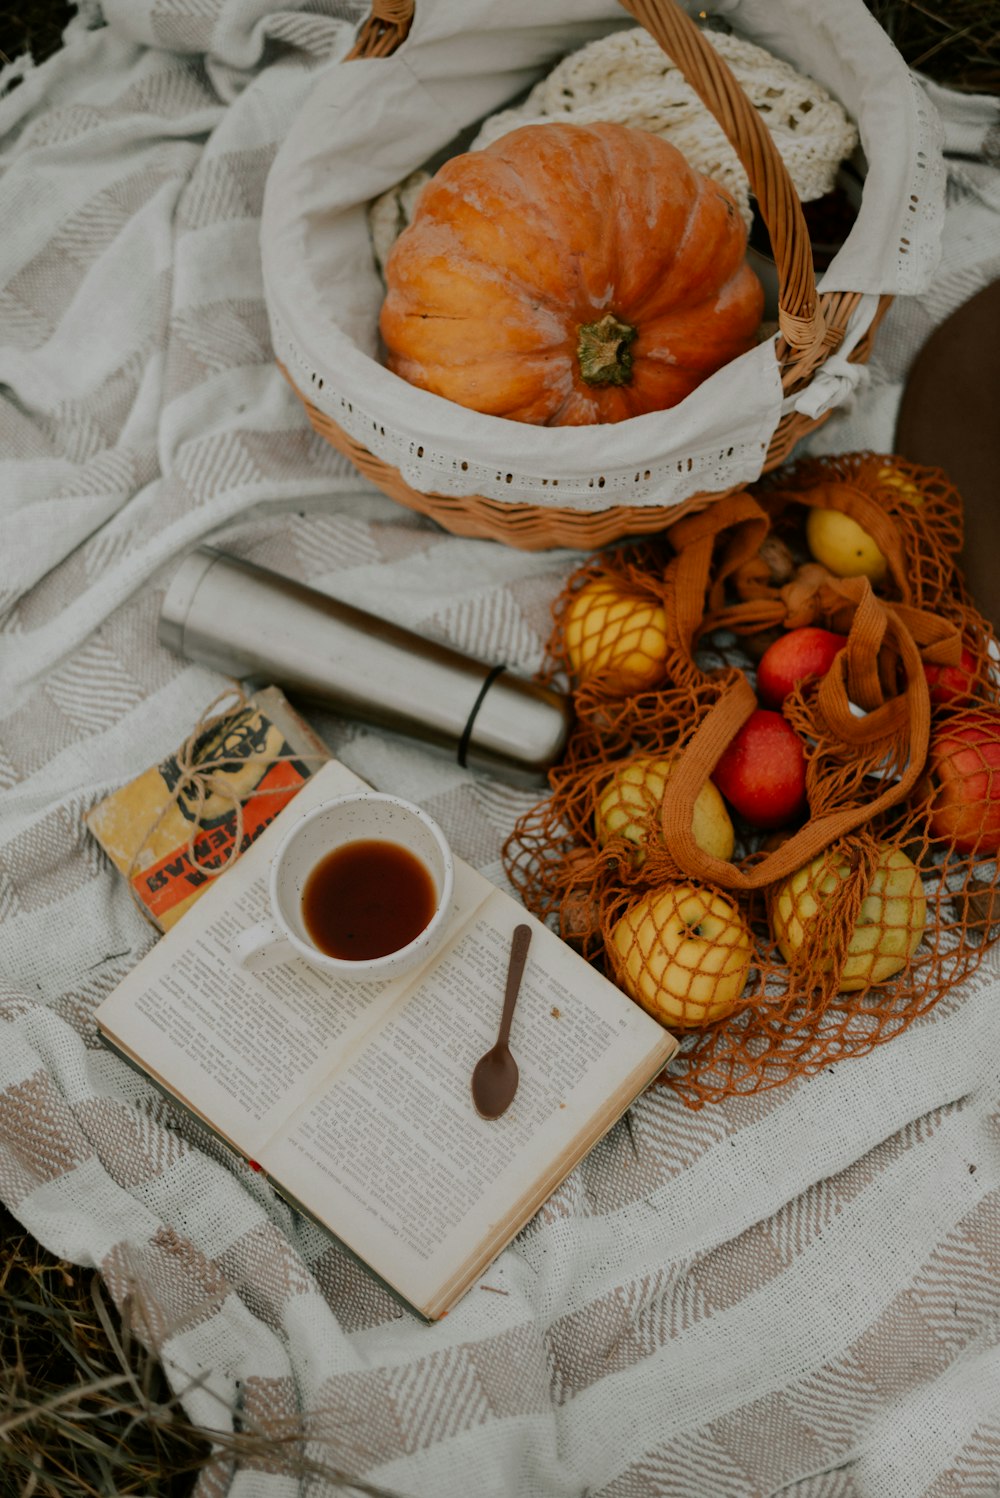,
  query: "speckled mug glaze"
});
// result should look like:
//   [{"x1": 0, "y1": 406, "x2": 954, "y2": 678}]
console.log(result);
[{"x1": 232, "y1": 792, "x2": 455, "y2": 982}]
